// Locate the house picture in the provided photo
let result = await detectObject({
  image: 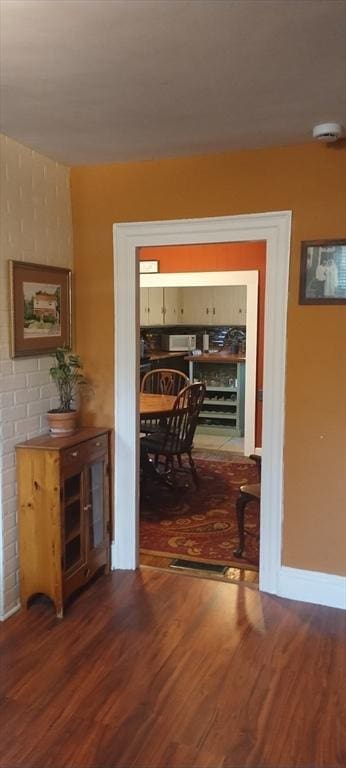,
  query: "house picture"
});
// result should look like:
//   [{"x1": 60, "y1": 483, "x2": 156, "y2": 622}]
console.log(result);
[
  {"x1": 0, "y1": 2, "x2": 345, "y2": 768},
  {"x1": 23, "y1": 282, "x2": 60, "y2": 336}
]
